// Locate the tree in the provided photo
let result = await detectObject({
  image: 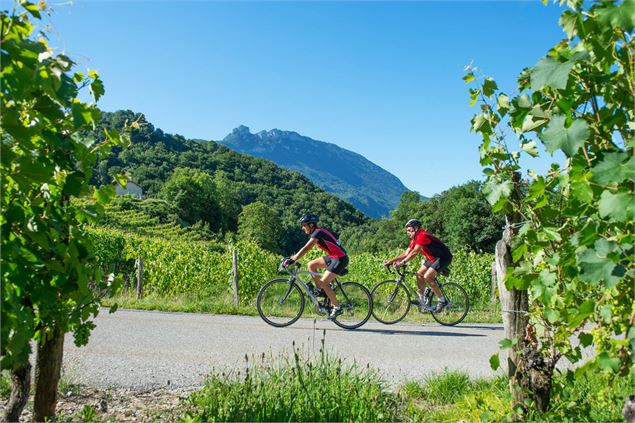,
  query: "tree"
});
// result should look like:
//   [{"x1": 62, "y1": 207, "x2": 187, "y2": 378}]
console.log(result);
[
  {"x1": 238, "y1": 202, "x2": 283, "y2": 253},
  {"x1": 466, "y1": 0, "x2": 633, "y2": 416},
  {"x1": 159, "y1": 167, "x2": 221, "y2": 229},
  {"x1": 1, "y1": 1, "x2": 129, "y2": 421}
]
